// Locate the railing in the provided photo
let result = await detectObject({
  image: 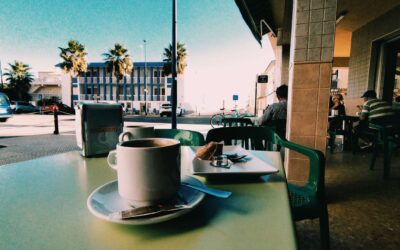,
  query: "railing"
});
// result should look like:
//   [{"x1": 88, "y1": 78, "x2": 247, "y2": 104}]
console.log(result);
[
  {"x1": 30, "y1": 93, "x2": 62, "y2": 100},
  {"x1": 74, "y1": 77, "x2": 166, "y2": 84},
  {"x1": 78, "y1": 93, "x2": 167, "y2": 102}
]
